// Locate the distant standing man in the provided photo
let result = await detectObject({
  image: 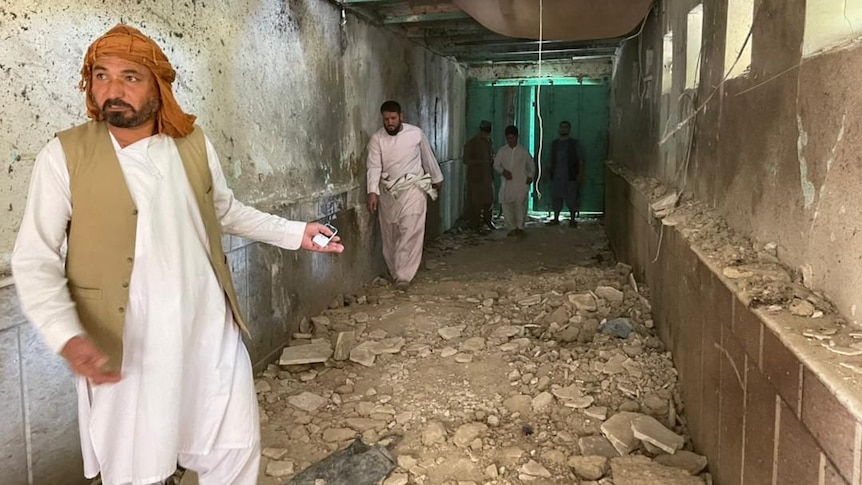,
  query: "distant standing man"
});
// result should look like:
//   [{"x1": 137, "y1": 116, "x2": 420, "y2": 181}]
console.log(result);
[
  {"x1": 366, "y1": 100, "x2": 443, "y2": 290},
  {"x1": 494, "y1": 125, "x2": 534, "y2": 237},
  {"x1": 463, "y1": 120, "x2": 495, "y2": 232},
  {"x1": 546, "y1": 121, "x2": 585, "y2": 227}
]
